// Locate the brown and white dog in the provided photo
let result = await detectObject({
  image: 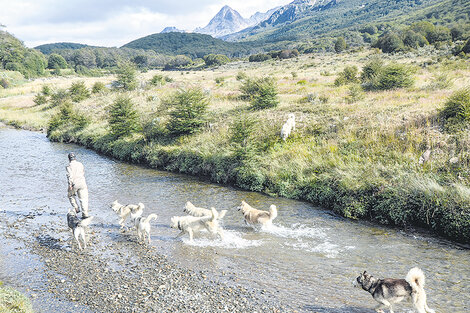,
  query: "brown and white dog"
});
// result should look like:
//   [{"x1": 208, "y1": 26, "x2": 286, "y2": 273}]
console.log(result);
[
  {"x1": 354, "y1": 267, "x2": 435, "y2": 313},
  {"x1": 111, "y1": 200, "x2": 144, "y2": 229},
  {"x1": 238, "y1": 201, "x2": 277, "y2": 227},
  {"x1": 171, "y1": 208, "x2": 225, "y2": 241}
]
